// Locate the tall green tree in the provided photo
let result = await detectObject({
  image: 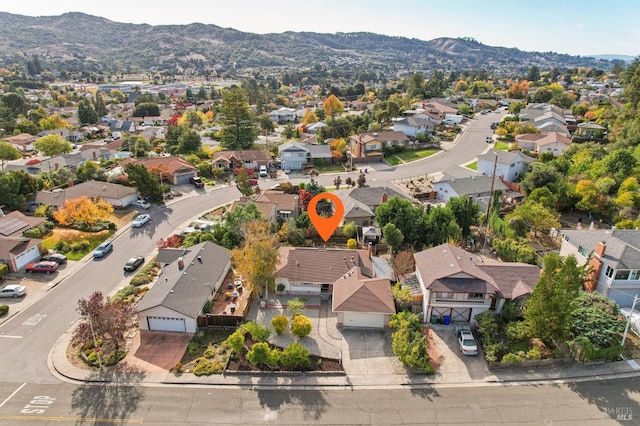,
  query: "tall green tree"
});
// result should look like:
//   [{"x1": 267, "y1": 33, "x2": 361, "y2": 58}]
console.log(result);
[
  {"x1": 0, "y1": 170, "x2": 38, "y2": 210},
  {"x1": 177, "y1": 128, "x2": 202, "y2": 154},
  {"x1": 375, "y1": 196, "x2": 427, "y2": 247},
  {"x1": 219, "y1": 87, "x2": 258, "y2": 150},
  {"x1": 506, "y1": 201, "x2": 560, "y2": 237},
  {"x1": 447, "y1": 196, "x2": 479, "y2": 239},
  {"x1": 235, "y1": 168, "x2": 254, "y2": 197},
  {"x1": 524, "y1": 253, "x2": 584, "y2": 344},
  {"x1": 382, "y1": 223, "x2": 404, "y2": 255},
  {"x1": 0, "y1": 141, "x2": 21, "y2": 171},
  {"x1": 77, "y1": 99, "x2": 98, "y2": 125},
  {"x1": 93, "y1": 91, "x2": 107, "y2": 117},
  {"x1": 34, "y1": 134, "x2": 73, "y2": 172},
  {"x1": 124, "y1": 163, "x2": 163, "y2": 202}
]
